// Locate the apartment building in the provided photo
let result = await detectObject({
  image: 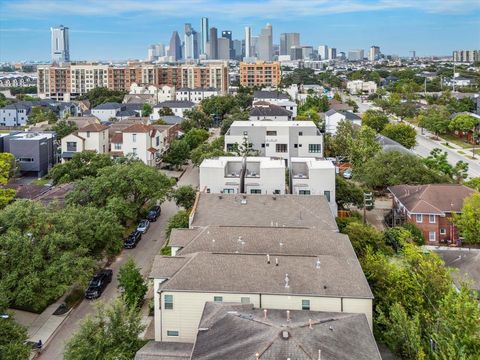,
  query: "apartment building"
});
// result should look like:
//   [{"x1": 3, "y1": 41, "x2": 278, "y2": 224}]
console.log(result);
[
  {"x1": 175, "y1": 87, "x2": 218, "y2": 103},
  {"x1": 240, "y1": 61, "x2": 281, "y2": 87},
  {"x1": 388, "y1": 184, "x2": 475, "y2": 245},
  {"x1": 224, "y1": 121, "x2": 323, "y2": 163},
  {"x1": 149, "y1": 193, "x2": 372, "y2": 343},
  {"x1": 199, "y1": 156, "x2": 286, "y2": 195},
  {"x1": 0, "y1": 132, "x2": 56, "y2": 177},
  {"x1": 290, "y1": 157, "x2": 336, "y2": 214},
  {"x1": 346, "y1": 80, "x2": 377, "y2": 95},
  {"x1": 37, "y1": 63, "x2": 228, "y2": 100},
  {"x1": 249, "y1": 102, "x2": 293, "y2": 121},
  {"x1": 253, "y1": 90, "x2": 297, "y2": 117},
  {"x1": 60, "y1": 123, "x2": 109, "y2": 162}
]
